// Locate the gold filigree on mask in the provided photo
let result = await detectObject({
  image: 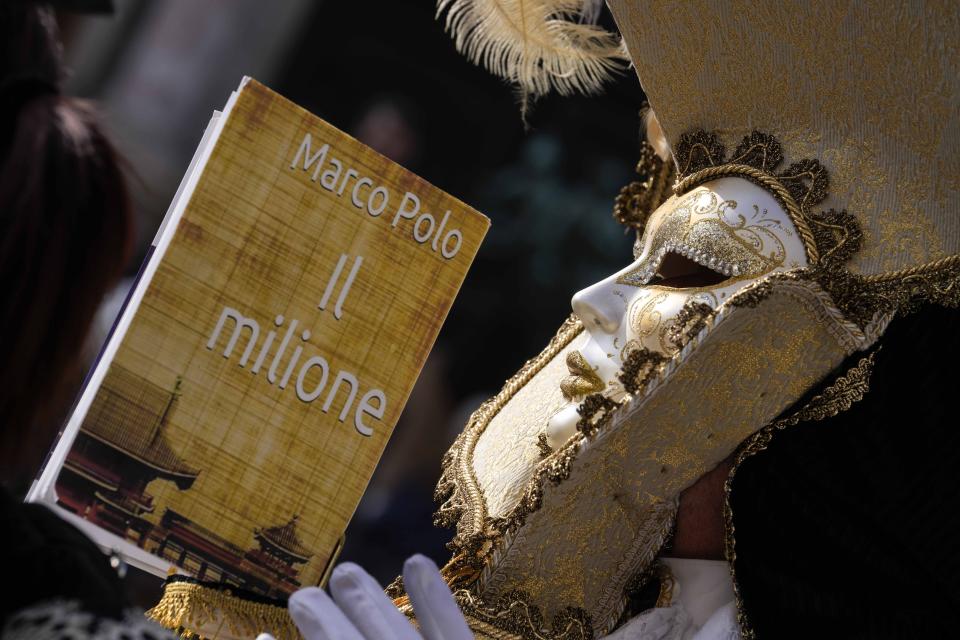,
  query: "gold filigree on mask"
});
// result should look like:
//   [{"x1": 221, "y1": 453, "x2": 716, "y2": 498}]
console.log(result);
[
  {"x1": 627, "y1": 291, "x2": 670, "y2": 351},
  {"x1": 660, "y1": 130, "x2": 958, "y2": 330},
  {"x1": 560, "y1": 351, "x2": 605, "y2": 401},
  {"x1": 617, "y1": 189, "x2": 793, "y2": 288},
  {"x1": 672, "y1": 130, "x2": 832, "y2": 266}
]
